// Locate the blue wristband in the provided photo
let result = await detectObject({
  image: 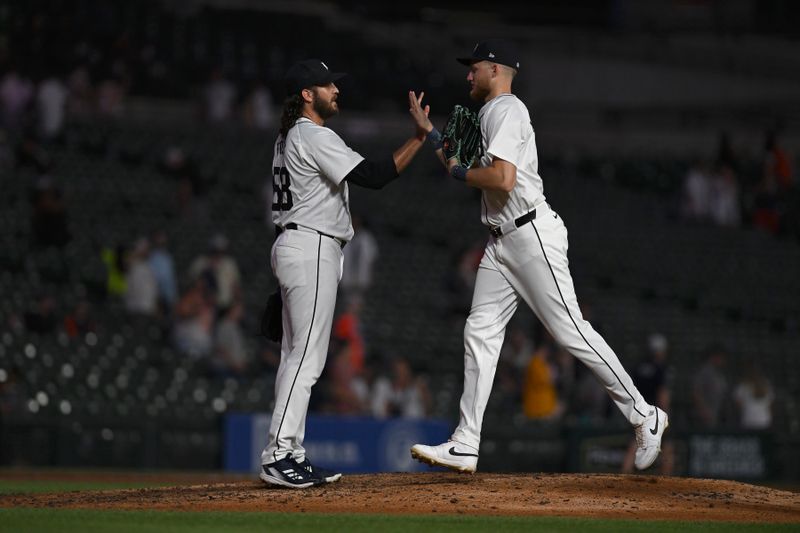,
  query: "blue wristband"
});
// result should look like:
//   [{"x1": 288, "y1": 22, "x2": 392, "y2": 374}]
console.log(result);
[
  {"x1": 451, "y1": 165, "x2": 468, "y2": 182},
  {"x1": 427, "y1": 128, "x2": 443, "y2": 150}
]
